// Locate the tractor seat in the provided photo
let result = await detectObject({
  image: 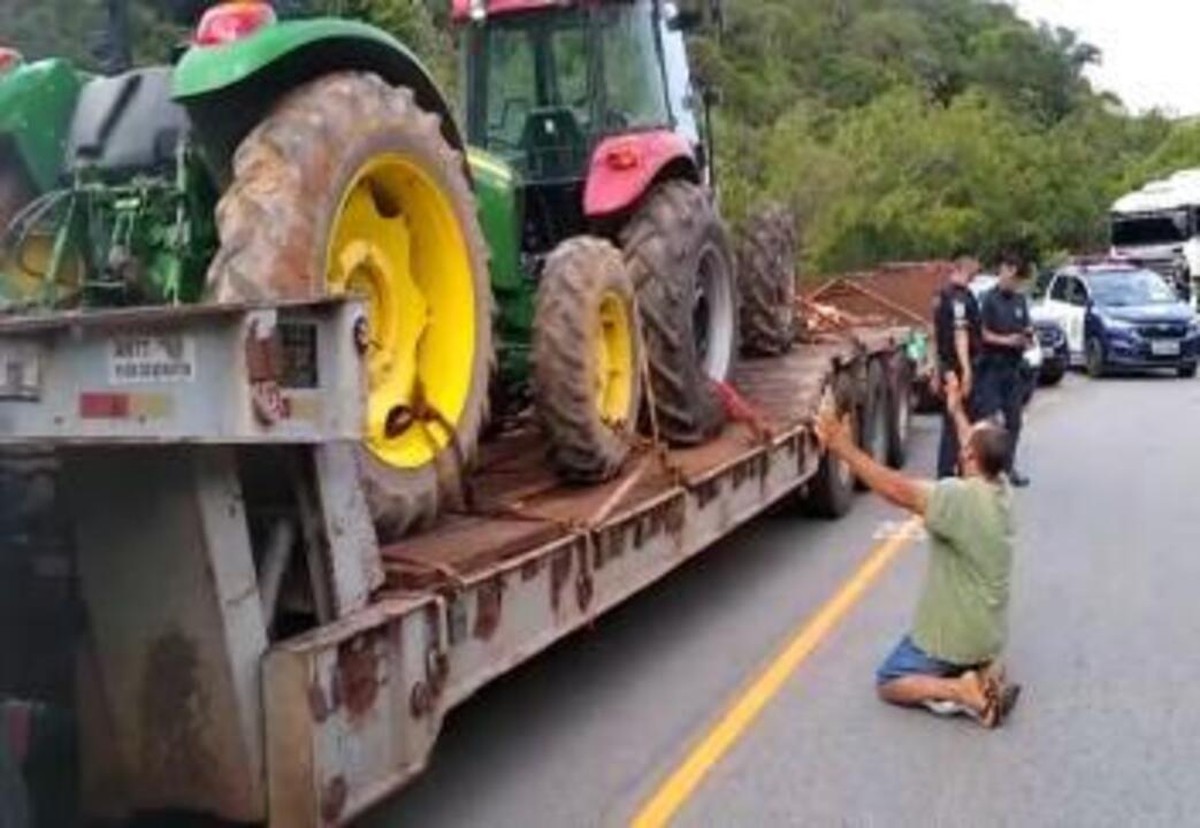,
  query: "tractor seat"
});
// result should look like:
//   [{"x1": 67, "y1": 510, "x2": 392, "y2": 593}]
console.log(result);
[
  {"x1": 519, "y1": 107, "x2": 588, "y2": 183},
  {"x1": 66, "y1": 67, "x2": 191, "y2": 179}
]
